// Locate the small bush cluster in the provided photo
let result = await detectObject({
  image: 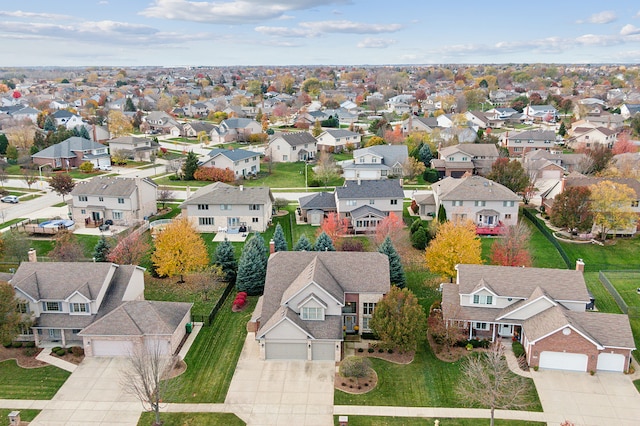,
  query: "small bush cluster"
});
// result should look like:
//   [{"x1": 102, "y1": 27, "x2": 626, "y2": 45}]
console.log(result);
[
  {"x1": 409, "y1": 218, "x2": 432, "y2": 250},
  {"x1": 340, "y1": 239, "x2": 364, "y2": 252},
  {"x1": 360, "y1": 332, "x2": 378, "y2": 340},
  {"x1": 71, "y1": 346, "x2": 84, "y2": 356},
  {"x1": 367, "y1": 348, "x2": 374, "y2": 353},
  {"x1": 512, "y1": 341, "x2": 525, "y2": 358},
  {"x1": 24, "y1": 347, "x2": 36, "y2": 356},
  {"x1": 23, "y1": 341, "x2": 35, "y2": 348},
  {"x1": 193, "y1": 166, "x2": 235, "y2": 182},
  {"x1": 232, "y1": 292, "x2": 248, "y2": 310},
  {"x1": 357, "y1": 348, "x2": 364, "y2": 353},
  {"x1": 11, "y1": 341, "x2": 22, "y2": 348},
  {"x1": 456, "y1": 339, "x2": 491, "y2": 349}
]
